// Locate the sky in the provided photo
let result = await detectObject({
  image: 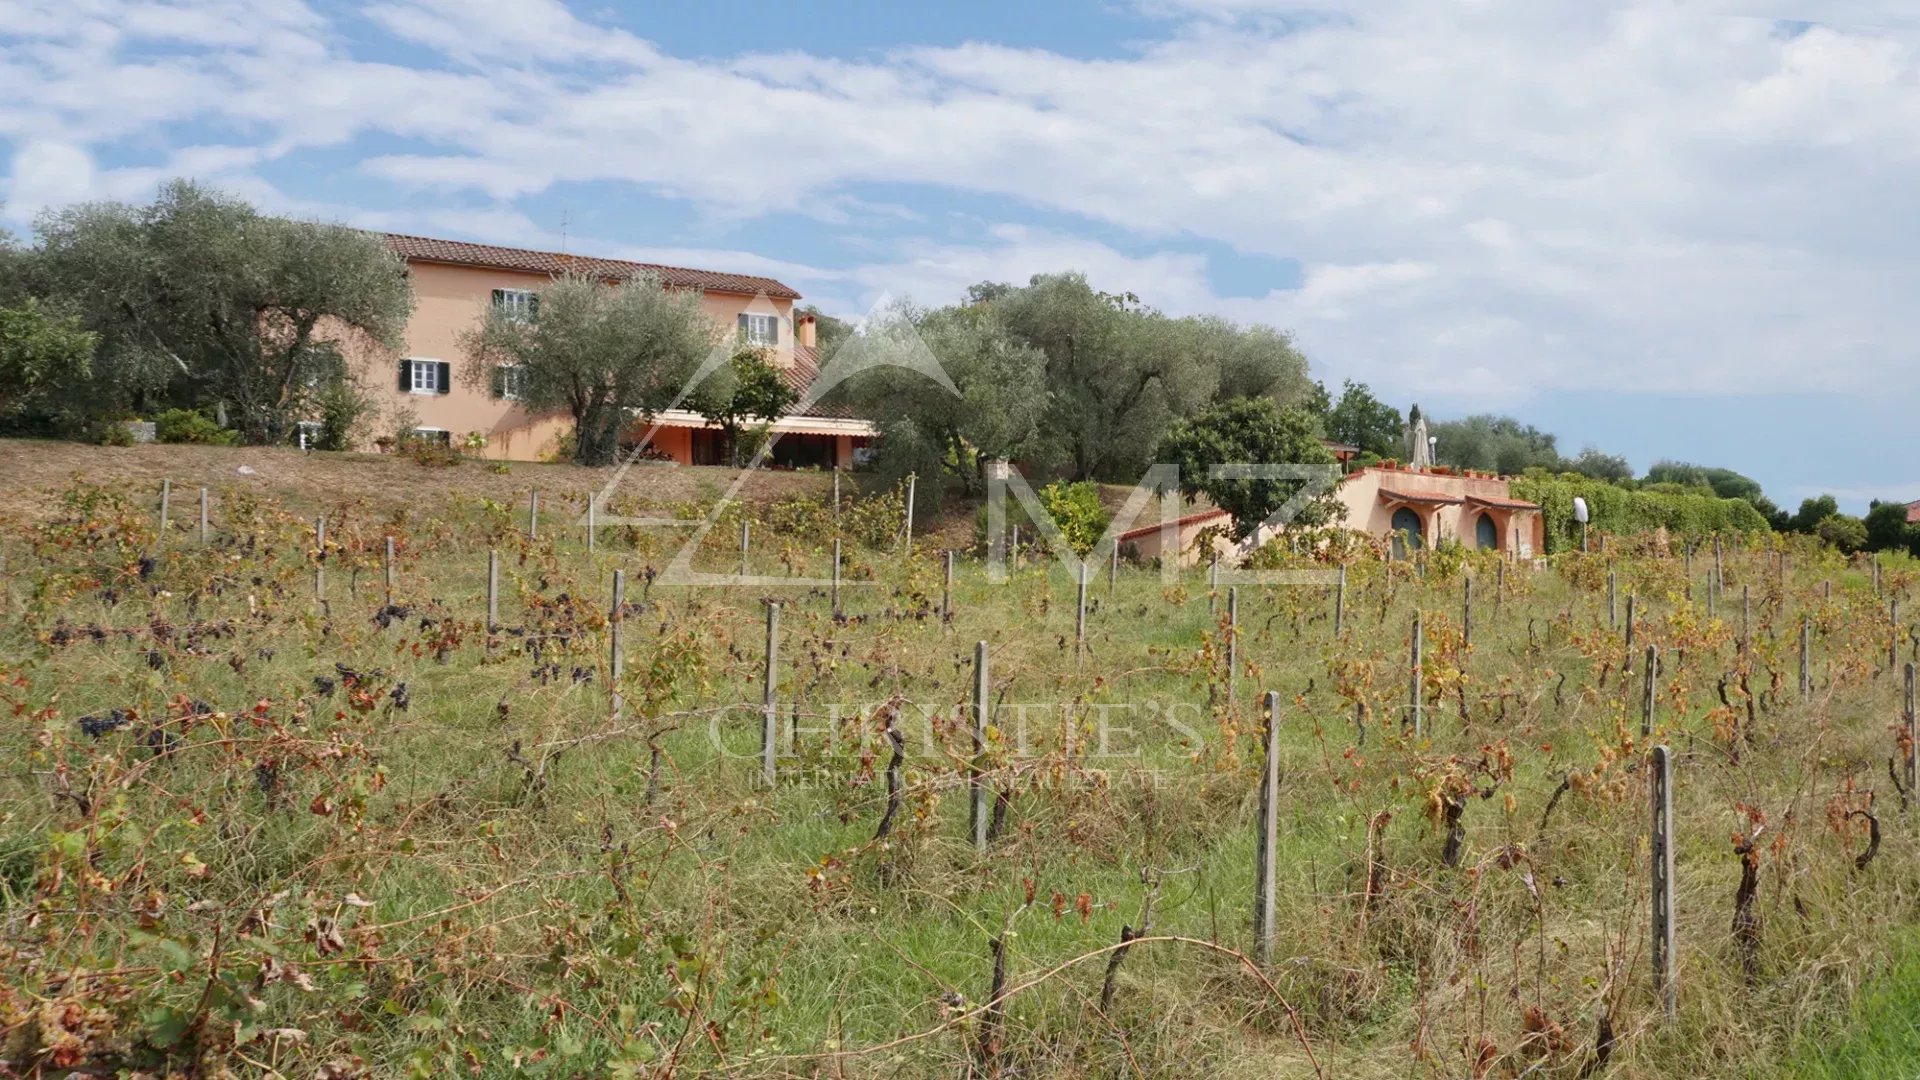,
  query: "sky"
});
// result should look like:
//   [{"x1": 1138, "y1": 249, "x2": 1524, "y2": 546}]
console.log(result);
[{"x1": 3, "y1": 0, "x2": 1918, "y2": 512}]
